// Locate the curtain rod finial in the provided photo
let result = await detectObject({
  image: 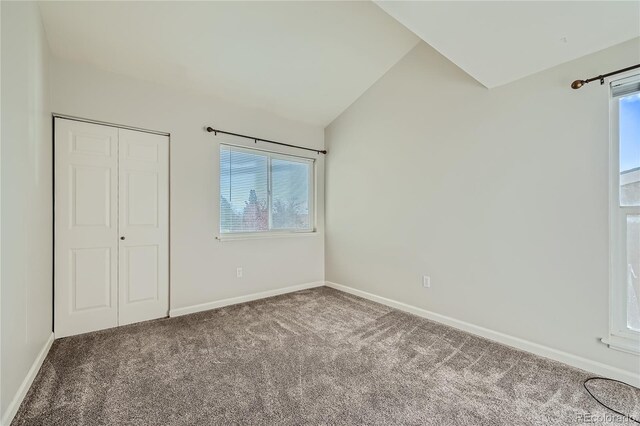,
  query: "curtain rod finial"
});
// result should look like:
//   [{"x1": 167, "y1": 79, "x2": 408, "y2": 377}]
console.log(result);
[{"x1": 571, "y1": 80, "x2": 585, "y2": 89}]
